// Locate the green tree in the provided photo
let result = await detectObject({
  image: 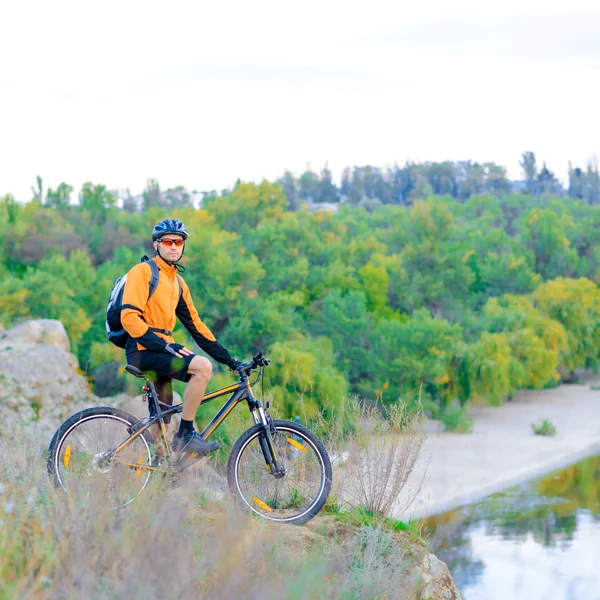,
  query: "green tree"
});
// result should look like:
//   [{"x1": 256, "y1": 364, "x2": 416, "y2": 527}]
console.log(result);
[
  {"x1": 398, "y1": 199, "x2": 474, "y2": 318},
  {"x1": 467, "y1": 332, "x2": 513, "y2": 405},
  {"x1": 316, "y1": 166, "x2": 339, "y2": 203},
  {"x1": 519, "y1": 208, "x2": 579, "y2": 279},
  {"x1": 367, "y1": 309, "x2": 464, "y2": 408},
  {"x1": 5, "y1": 204, "x2": 85, "y2": 269},
  {"x1": 464, "y1": 227, "x2": 539, "y2": 305},
  {"x1": 79, "y1": 182, "x2": 116, "y2": 226},
  {"x1": 207, "y1": 181, "x2": 287, "y2": 232},
  {"x1": 142, "y1": 178, "x2": 164, "y2": 211},
  {"x1": 226, "y1": 291, "x2": 304, "y2": 358},
  {"x1": 31, "y1": 175, "x2": 43, "y2": 203},
  {"x1": 0, "y1": 269, "x2": 91, "y2": 346},
  {"x1": 267, "y1": 335, "x2": 348, "y2": 420},
  {"x1": 520, "y1": 151, "x2": 537, "y2": 195},
  {"x1": 297, "y1": 169, "x2": 319, "y2": 203},
  {"x1": 532, "y1": 277, "x2": 600, "y2": 374},
  {"x1": 310, "y1": 289, "x2": 373, "y2": 387},
  {"x1": 46, "y1": 182, "x2": 73, "y2": 210},
  {"x1": 357, "y1": 254, "x2": 396, "y2": 318},
  {"x1": 482, "y1": 294, "x2": 568, "y2": 390},
  {"x1": 277, "y1": 170, "x2": 298, "y2": 210}
]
